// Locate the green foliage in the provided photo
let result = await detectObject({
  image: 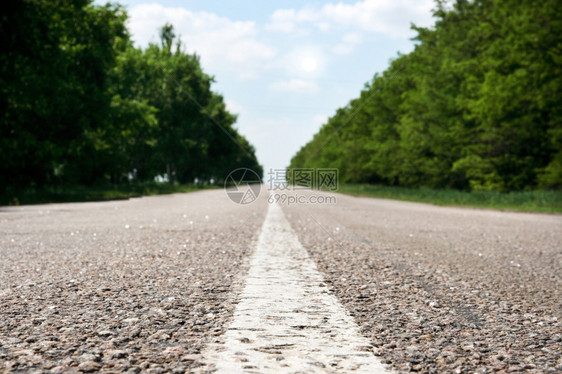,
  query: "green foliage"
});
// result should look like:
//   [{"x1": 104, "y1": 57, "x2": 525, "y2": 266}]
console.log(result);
[
  {"x1": 1, "y1": 1, "x2": 261, "y2": 198},
  {"x1": 339, "y1": 184, "x2": 562, "y2": 213},
  {"x1": 290, "y1": 0, "x2": 562, "y2": 192}
]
